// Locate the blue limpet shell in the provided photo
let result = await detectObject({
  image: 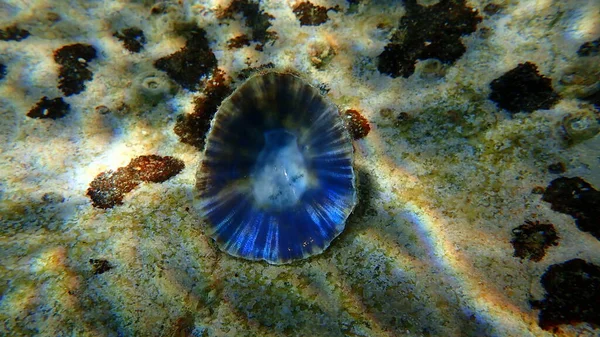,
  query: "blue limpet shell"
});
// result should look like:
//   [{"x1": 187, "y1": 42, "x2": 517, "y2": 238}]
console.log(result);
[{"x1": 196, "y1": 72, "x2": 357, "y2": 264}]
